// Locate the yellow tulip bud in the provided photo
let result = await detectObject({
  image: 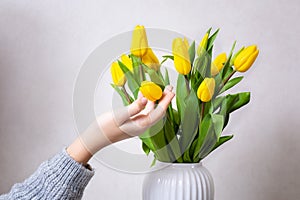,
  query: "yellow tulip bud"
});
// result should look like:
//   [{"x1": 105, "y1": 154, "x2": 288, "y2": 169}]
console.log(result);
[
  {"x1": 183, "y1": 37, "x2": 189, "y2": 49},
  {"x1": 172, "y1": 37, "x2": 191, "y2": 75},
  {"x1": 234, "y1": 45, "x2": 259, "y2": 72},
  {"x1": 142, "y1": 48, "x2": 160, "y2": 71},
  {"x1": 197, "y1": 78, "x2": 215, "y2": 102},
  {"x1": 110, "y1": 61, "x2": 126, "y2": 86},
  {"x1": 211, "y1": 53, "x2": 227, "y2": 76},
  {"x1": 121, "y1": 54, "x2": 133, "y2": 72},
  {"x1": 139, "y1": 81, "x2": 162, "y2": 101},
  {"x1": 130, "y1": 25, "x2": 149, "y2": 57},
  {"x1": 197, "y1": 33, "x2": 209, "y2": 56}
]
